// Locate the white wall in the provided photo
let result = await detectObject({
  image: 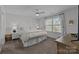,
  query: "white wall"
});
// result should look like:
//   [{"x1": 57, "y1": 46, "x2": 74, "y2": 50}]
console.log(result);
[
  {"x1": 6, "y1": 13, "x2": 38, "y2": 33},
  {"x1": 64, "y1": 6, "x2": 78, "y2": 34},
  {"x1": 36, "y1": 18, "x2": 45, "y2": 30}
]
